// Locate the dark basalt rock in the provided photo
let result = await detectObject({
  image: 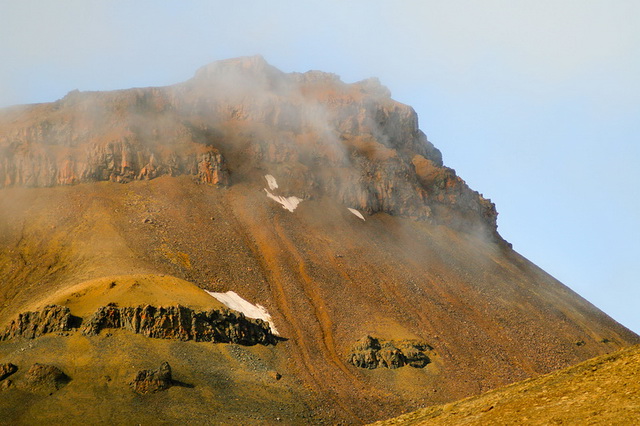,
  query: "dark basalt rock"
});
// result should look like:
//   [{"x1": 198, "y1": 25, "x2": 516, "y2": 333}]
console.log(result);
[
  {"x1": 1, "y1": 303, "x2": 276, "y2": 347},
  {"x1": 82, "y1": 303, "x2": 277, "y2": 346},
  {"x1": 0, "y1": 305, "x2": 81, "y2": 341},
  {"x1": 348, "y1": 335, "x2": 432, "y2": 369},
  {"x1": 130, "y1": 362, "x2": 173, "y2": 394}
]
